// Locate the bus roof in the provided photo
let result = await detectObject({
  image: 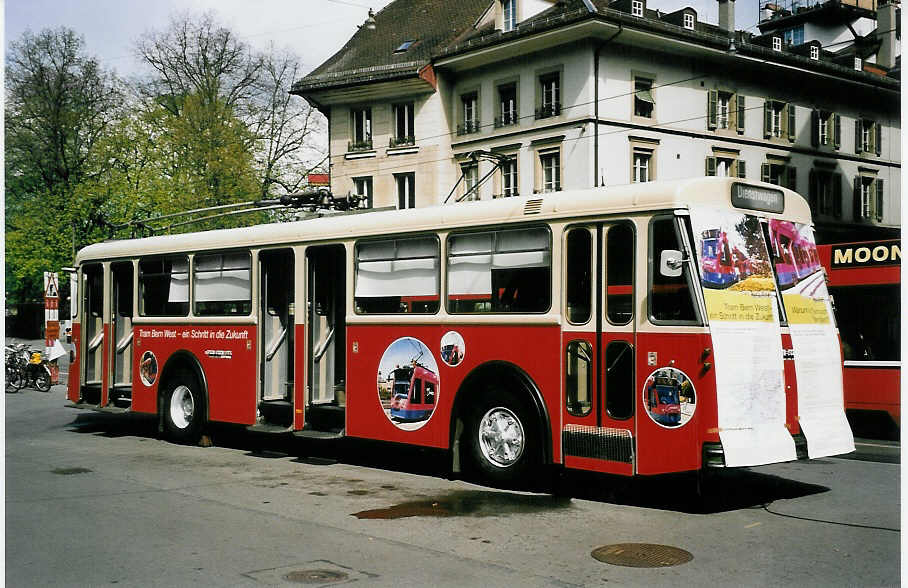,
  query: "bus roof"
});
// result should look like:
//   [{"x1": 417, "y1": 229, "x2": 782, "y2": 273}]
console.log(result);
[{"x1": 76, "y1": 178, "x2": 810, "y2": 263}]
